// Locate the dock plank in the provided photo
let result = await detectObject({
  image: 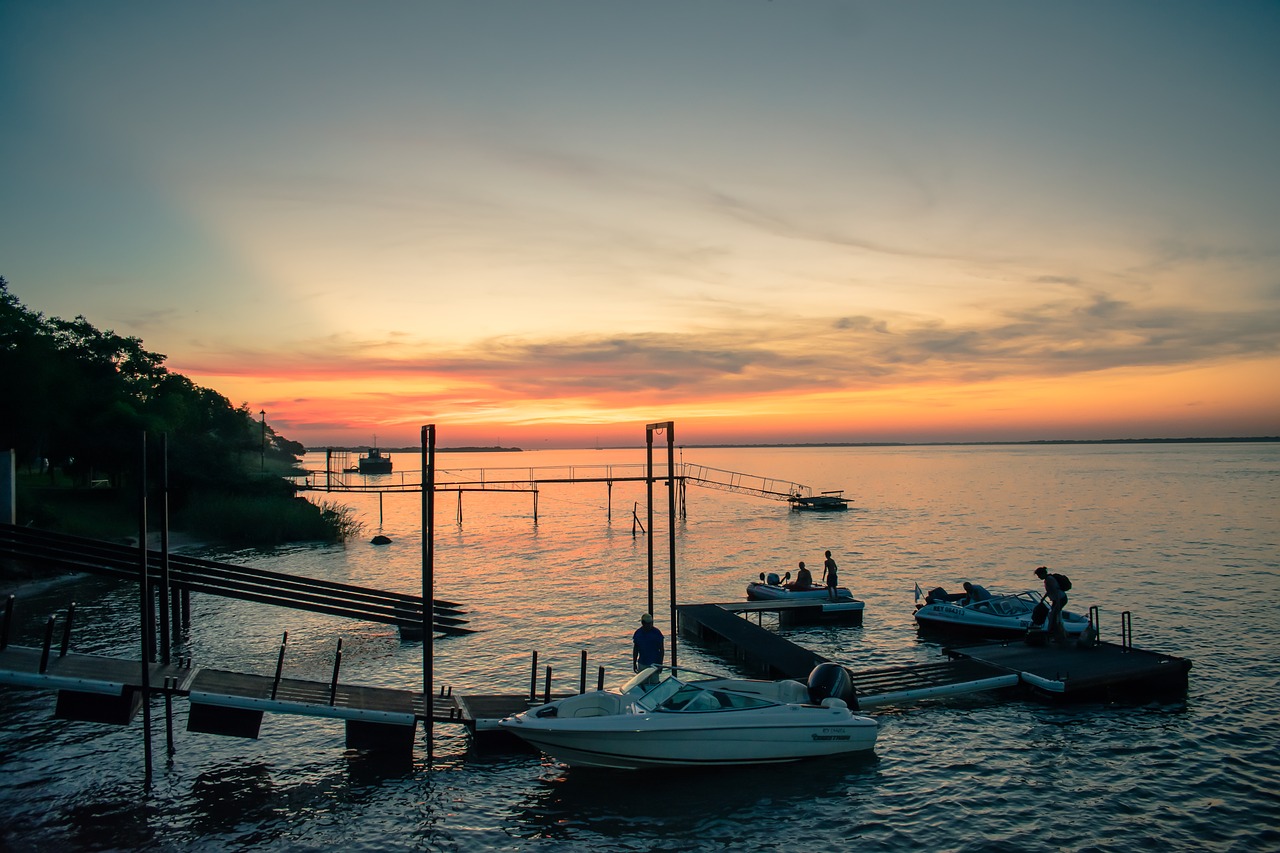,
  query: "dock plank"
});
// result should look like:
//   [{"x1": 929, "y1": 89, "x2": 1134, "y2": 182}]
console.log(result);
[
  {"x1": 0, "y1": 646, "x2": 198, "y2": 693},
  {"x1": 676, "y1": 603, "x2": 828, "y2": 679},
  {"x1": 188, "y1": 668, "x2": 419, "y2": 723},
  {"x1": 946, "y1": 639, "x2": 1192, "y2": 696}
]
